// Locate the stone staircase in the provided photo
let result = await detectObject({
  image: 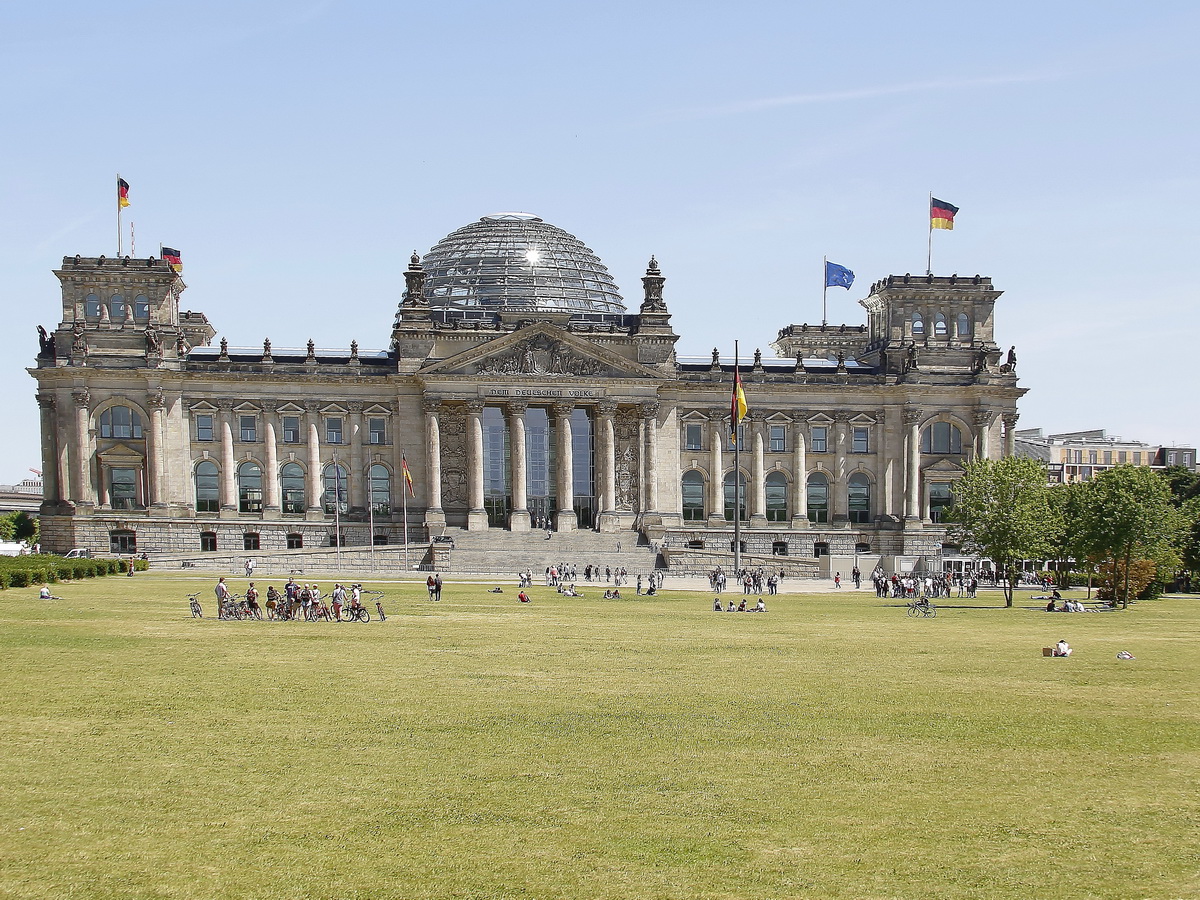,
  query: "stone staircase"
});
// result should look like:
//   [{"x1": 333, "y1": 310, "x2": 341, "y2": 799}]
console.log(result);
[{"x1": 444, "y1": 528, "x2": 660, "y2": 578}]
